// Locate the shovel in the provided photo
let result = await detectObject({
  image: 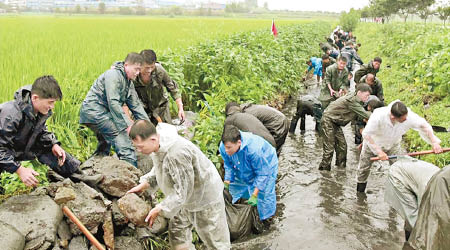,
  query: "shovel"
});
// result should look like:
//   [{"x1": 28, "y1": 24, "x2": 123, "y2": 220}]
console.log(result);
[
  {"x1": 432, "y1": 125, "x2": 450, "y2": 133},
  {"x1": 370, "y1": 147, "x2": 450, "y2": 161}
]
